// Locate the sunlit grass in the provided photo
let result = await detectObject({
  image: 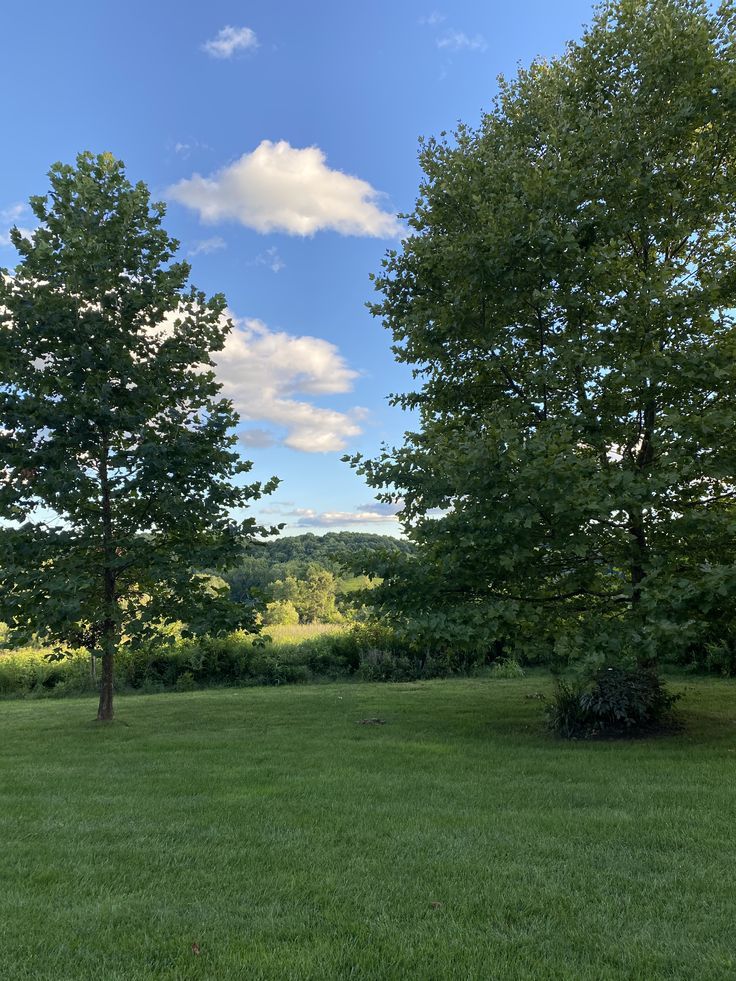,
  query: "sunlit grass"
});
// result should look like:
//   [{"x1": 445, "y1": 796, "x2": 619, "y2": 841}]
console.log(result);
[
  {"x1": 1, "y1": 676, "x2": 735, "y2": 979},
  {"x1": 263, "y1": 622, "x2": 347, "y2": 644}
]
